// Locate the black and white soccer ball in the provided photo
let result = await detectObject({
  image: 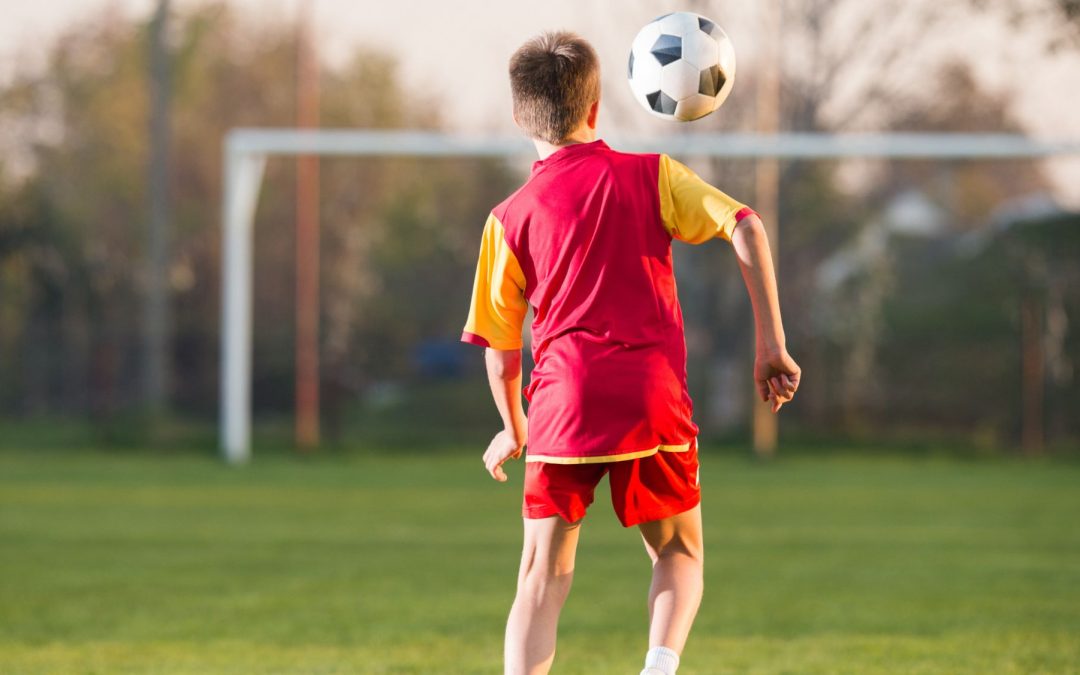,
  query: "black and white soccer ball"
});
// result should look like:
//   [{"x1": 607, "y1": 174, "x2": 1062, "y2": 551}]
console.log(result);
[{"x1": 627, "y1": 12, "x2": 736, "y2": 122}]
